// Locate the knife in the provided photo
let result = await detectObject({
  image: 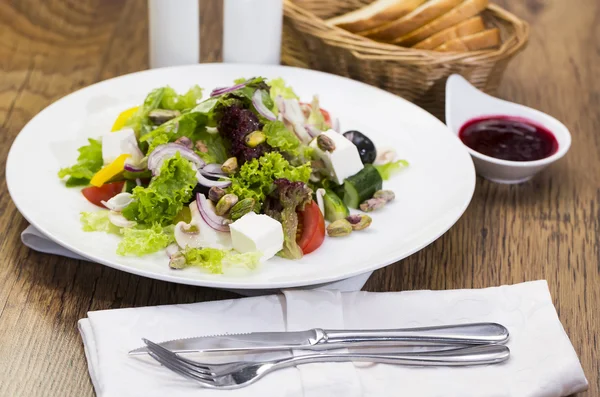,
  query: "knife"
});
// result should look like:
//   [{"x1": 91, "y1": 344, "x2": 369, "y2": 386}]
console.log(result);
[{"x1": 129, "y1": 322, "x2": 509, "y2": 355}]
